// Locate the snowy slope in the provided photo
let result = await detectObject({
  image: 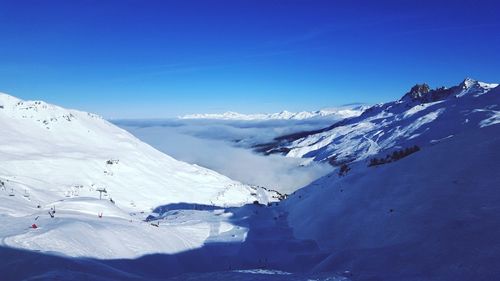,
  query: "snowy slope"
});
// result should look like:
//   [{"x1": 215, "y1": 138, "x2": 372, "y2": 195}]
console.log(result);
[
  {"x1": 267, "y1": 78, "x2": 500, "y2": 280},
  {"x1": 0, "y1": 92, "x2": 278, "y2": 258},
  {"x1": 1, "y1": 79, "x2": 499, "y2": 280},
  {"x1": 179, "y1": 105, "x2": 368, "y2": 121},
  {"x1": 281, "y1": 123, "x2": 500, "y2": 280},
  {"x1": 261, "y1": 78, "x2": 500, "y2": 166}
]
